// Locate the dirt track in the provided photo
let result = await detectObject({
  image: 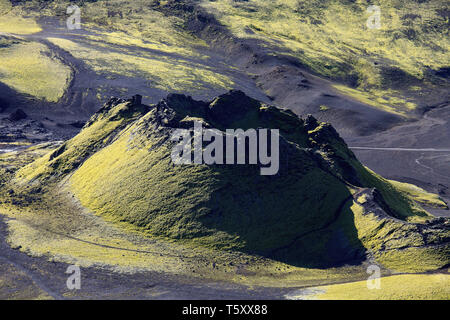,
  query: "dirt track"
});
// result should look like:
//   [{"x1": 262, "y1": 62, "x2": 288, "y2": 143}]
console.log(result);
[
  {"x1": 0, "y1": 215, "x2": 289, "y2": 300},
  {"x1": 347, "y1": 103, "x2": 450, "y2": 217}
]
